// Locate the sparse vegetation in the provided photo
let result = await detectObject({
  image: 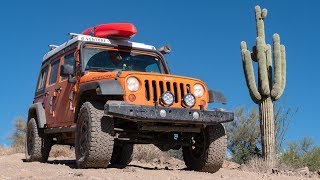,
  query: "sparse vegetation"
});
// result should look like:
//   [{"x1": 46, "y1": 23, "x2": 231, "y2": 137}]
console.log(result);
[
  {"x1": 226, "y1": 107, "x2": 261, "y2": 164},
  {"x1": 279, "y1": 137, "x2": 320, "y2": 171},
  {"x1": 226, "y1": 105, "x2": 320, "y2": 174},
  {"x1": 9, "y1": 117, "x2": 26, "y2": 152}
]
